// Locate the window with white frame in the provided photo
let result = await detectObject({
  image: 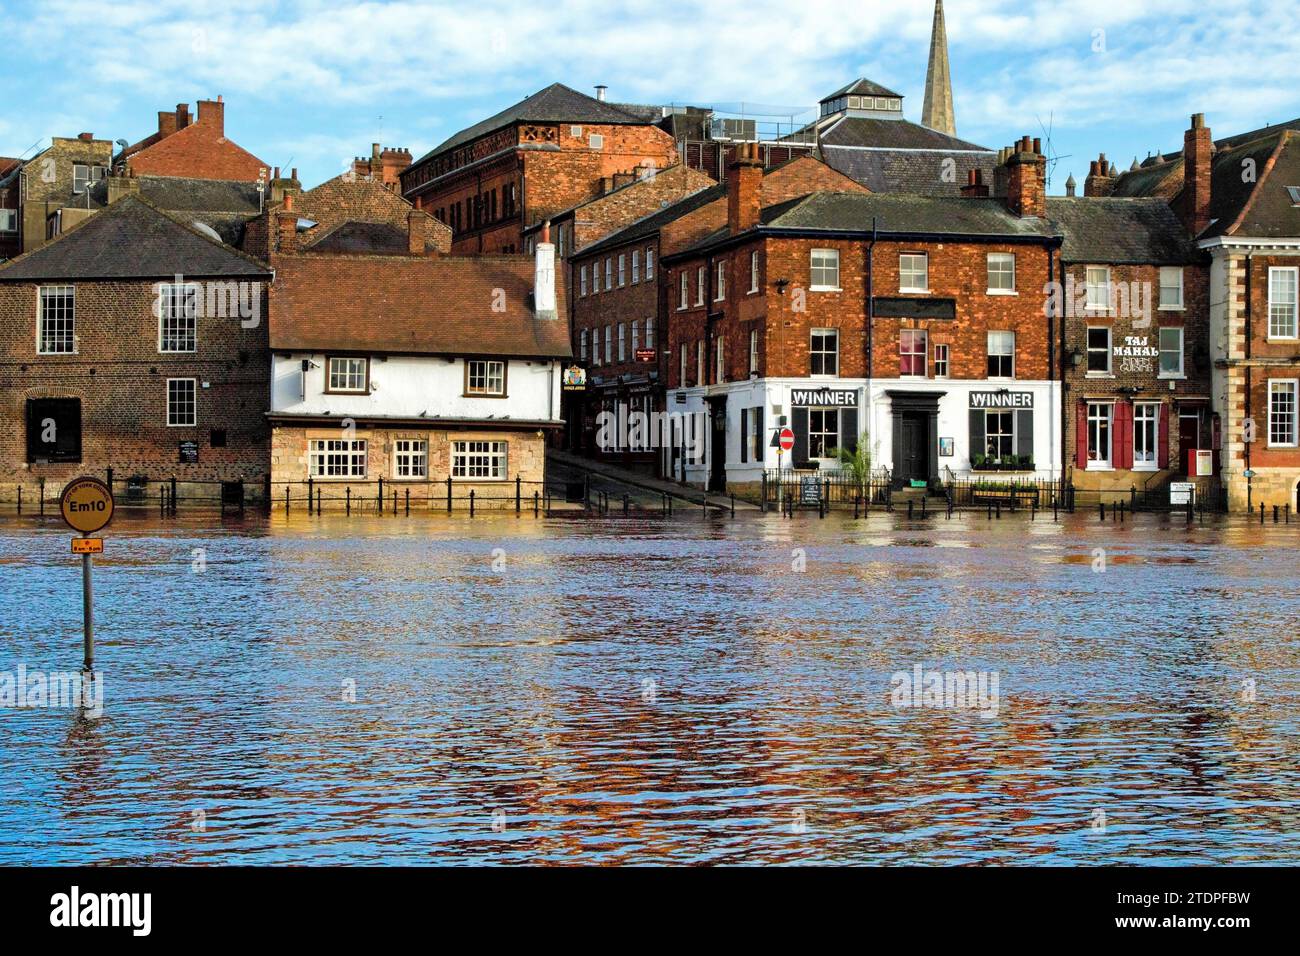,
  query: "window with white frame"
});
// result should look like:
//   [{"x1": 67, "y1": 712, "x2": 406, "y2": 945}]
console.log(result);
[
  {"x1": 679, "y1": 271, "x2": 688, "y2": 309},
  {"x1": 1269, "y1": 267, "x2": 1298, "y2": 338},
  {"x1": 309, "y1": 438, "x2": 367, "y2": 477},
  {"x1": 1087, "y1": 402, "x2": 1112, "y2": 467},
  {"x1": 328, "y1": 356, "x2": 368, "y2": 393},
  {"x1": 466, "y1": 359, "x2": 505, "y2": 395},
  {"x1": 810, "y1": 329, "x2": 838, "y2": 376},
  {"x1": 618, "y1": 323, "x2": 626, "y2": 362},
  {"x1": 985, "y1": 411, "x2": 1014, "y2": 459},
  {"x1": 631, "y1": 320, "x2": 640, "y2": 353},
  {"x1": 715, "y1": 261, "x2": 726, "y2": 301},
  {"x1": 37, "y1": 285, "x2": 75, "y2": 353},
  {"x1": 987, "y1": 331, "x2": 1015, "y2": 378},
  {"x1": 1159, "y1": 267, "x2": 1184, "y2": 310},
  {"x1": 810, "y1": 248, "x2": 839, "y2": 290},
  {"x1": 696, "y1": 340, "x2": 705, "y2": 384},
  {"x1": 646, "y1": 248, "x2": 655, "y2": 279},
  {"x1": 158, "y1": 283, "x2": 198, "y2": 352},
  {"x1": 934, "y1": 343, "x2": 949, "y2": 378},
  {"x1": 1134, "y1": 402, "x2": 1160, "y2": 468},
  {"x1": 899, "y1": 253, "x2": 929, "y2": 292},
  {"x1": 645, "y1": 315, "x2": 655, "y2": 349},
  {"x1": 987, "y1": 253, "x2": 1016, "y2": 293},
  {"x1": 580, "y1": 265, "x2": 588, "y2": 296},
  {"x1": 453, "y1": 440, "x2": 508, "y2": 479},
  {"x1": 580, "y1": 329, "x2": 588, "y2": 361},
  {"x1": 749, "y1": 328, "x2": 759, "y2": 373},
  {"x1": 1087, "y1": 326, "x2": 1111, "y2": 374},
  {"x1": 749, "y1": 250, "x2": 759, "y2": 293},
  {"x1": 679, "y1": 343, "x2": 687, "y2": 386},
  {"x1": 1269, "y1": 380, "x2": 1298, "y2": 446},
  {"x1": 696, "y1": 265, "x2": 705, "y2": 305},
  {"x1": 1085, "y1": 266, "x2": 1112, "y2": 311},
  {"x1": 715, "y1": 335, "x2": 725, "y2": 383},
  {"x1": 72, "y1": 164, "x2": 95, "y2": 194},
  {"x1": 167, "y1": 378, "x2": 197, "y2": 427},
  {"x1": 618, "y1": 254, "x2": 626, "y2": 287},
  {"x1": 394, "y1": 439, "x2": 428, "y2": 478},
  {"x1": 1158, "y1": 327, "x2": 1184, "y2": 377},
  {"x1": 808, "y1": 409, "x2": 839, "y2": 459},
  {"x1": 631, "y1": 250, "x2": 640, "y2": 283},
  {"x1": 0, "y1": 209, "x2": 16, "y2": 233},
  {"x1": 604, "y1": 326, "x2": 612, "y2": 364},
  {"x1": 600, "y1": 258, "x2": 610, "y2": 291},
  {"x1": 900, "y1": 329, "x2": 927, "y2": 377}
]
